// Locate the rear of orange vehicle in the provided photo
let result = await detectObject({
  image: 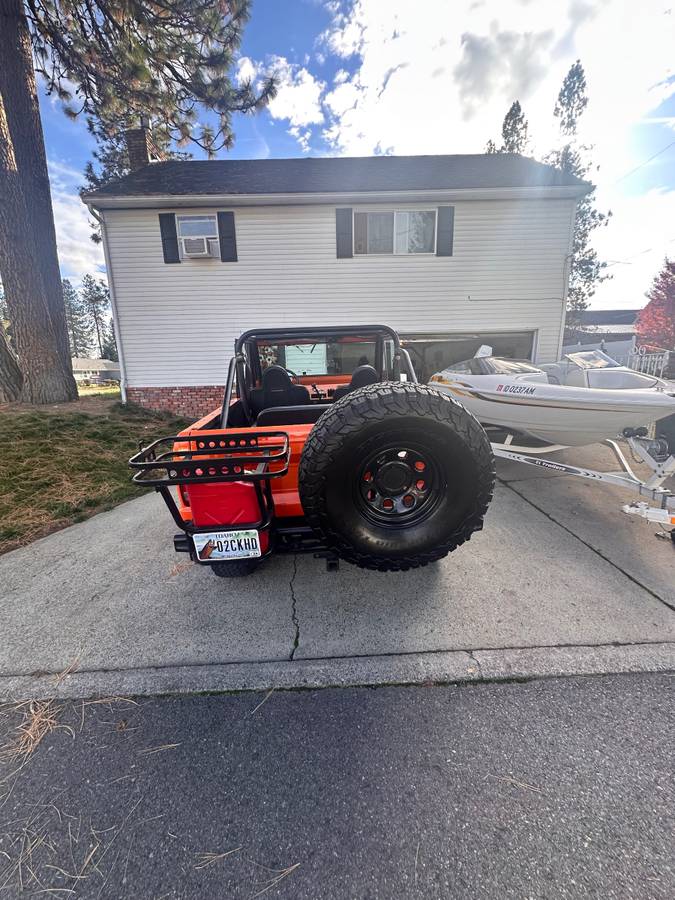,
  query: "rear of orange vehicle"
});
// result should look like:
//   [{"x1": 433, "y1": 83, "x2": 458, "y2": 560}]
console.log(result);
[{"x1": 128, "y1": 327, "x2": 370, "y2": 573}]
